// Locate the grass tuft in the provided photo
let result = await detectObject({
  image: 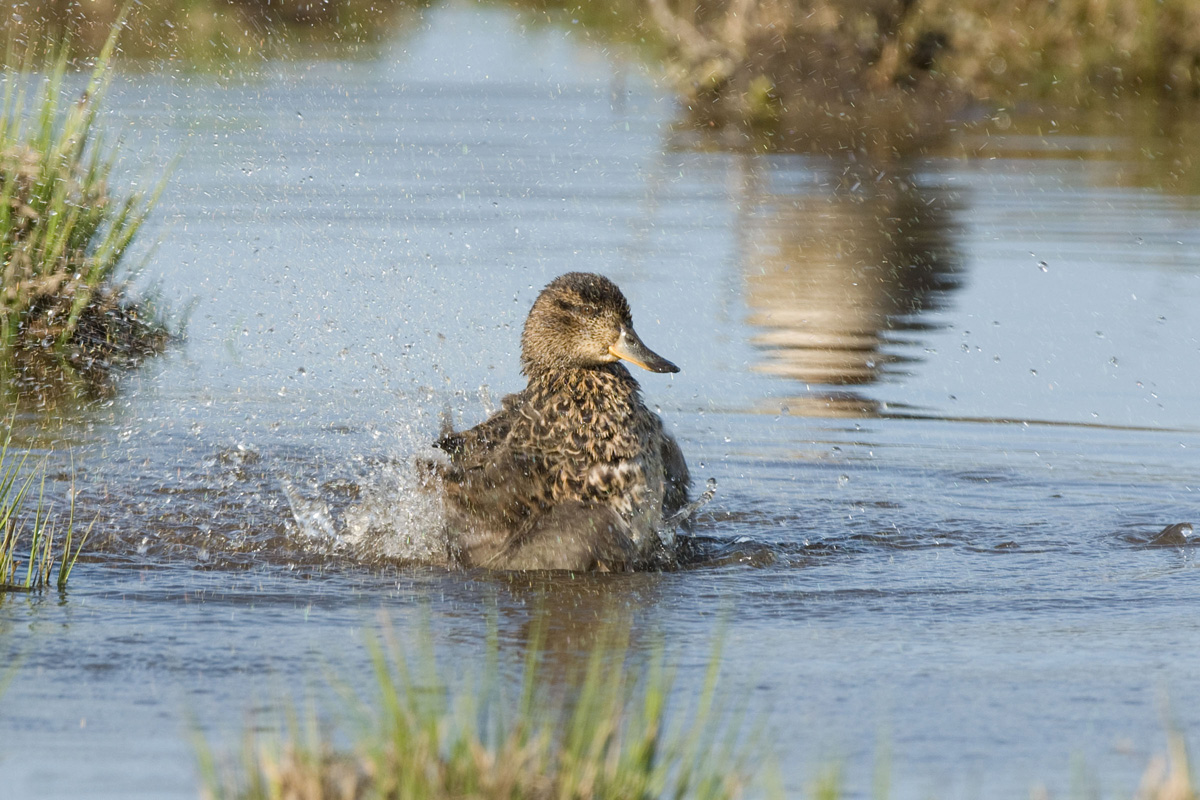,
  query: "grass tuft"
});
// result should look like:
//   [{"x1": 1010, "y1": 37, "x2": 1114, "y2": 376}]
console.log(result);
[
  {"x1": 0, "y1": 415, "x2": 90, "y2": 592},
  {"x1": 201, "y1": 620, "x2": 756, "y2": 800},
  {"x1": 0, "y1": 7, "x2": 171, "y2": 389}
]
